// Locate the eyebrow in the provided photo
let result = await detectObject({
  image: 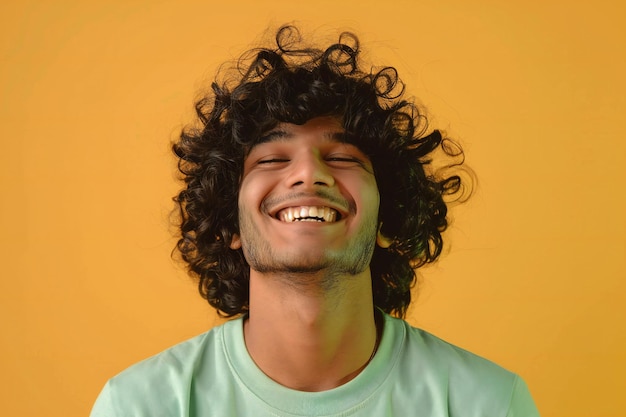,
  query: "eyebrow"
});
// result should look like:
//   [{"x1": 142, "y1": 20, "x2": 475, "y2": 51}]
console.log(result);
[{"x1": 257, "y1": 129, "x2": 347, "y2": 145}]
